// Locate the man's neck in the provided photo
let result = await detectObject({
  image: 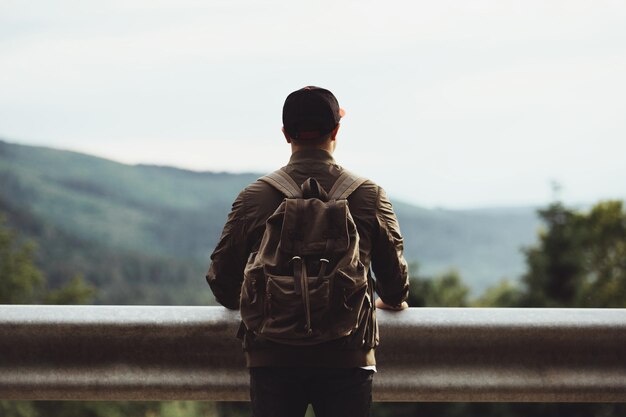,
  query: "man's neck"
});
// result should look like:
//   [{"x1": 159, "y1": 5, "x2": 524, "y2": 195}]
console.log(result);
[{"x1": 290, "y1": 142, "x2": 334, "y2": 155}]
